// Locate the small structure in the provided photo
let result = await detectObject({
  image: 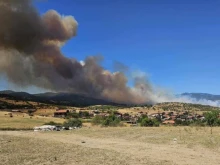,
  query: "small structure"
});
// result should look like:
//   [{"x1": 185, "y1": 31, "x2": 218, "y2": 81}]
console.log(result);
[
  {"x1": 54, "y1": 110, "x2": 70, "y2": 118},
  {"x1": 162, "y1": 120, "x2": 175, "y2": 125}
]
